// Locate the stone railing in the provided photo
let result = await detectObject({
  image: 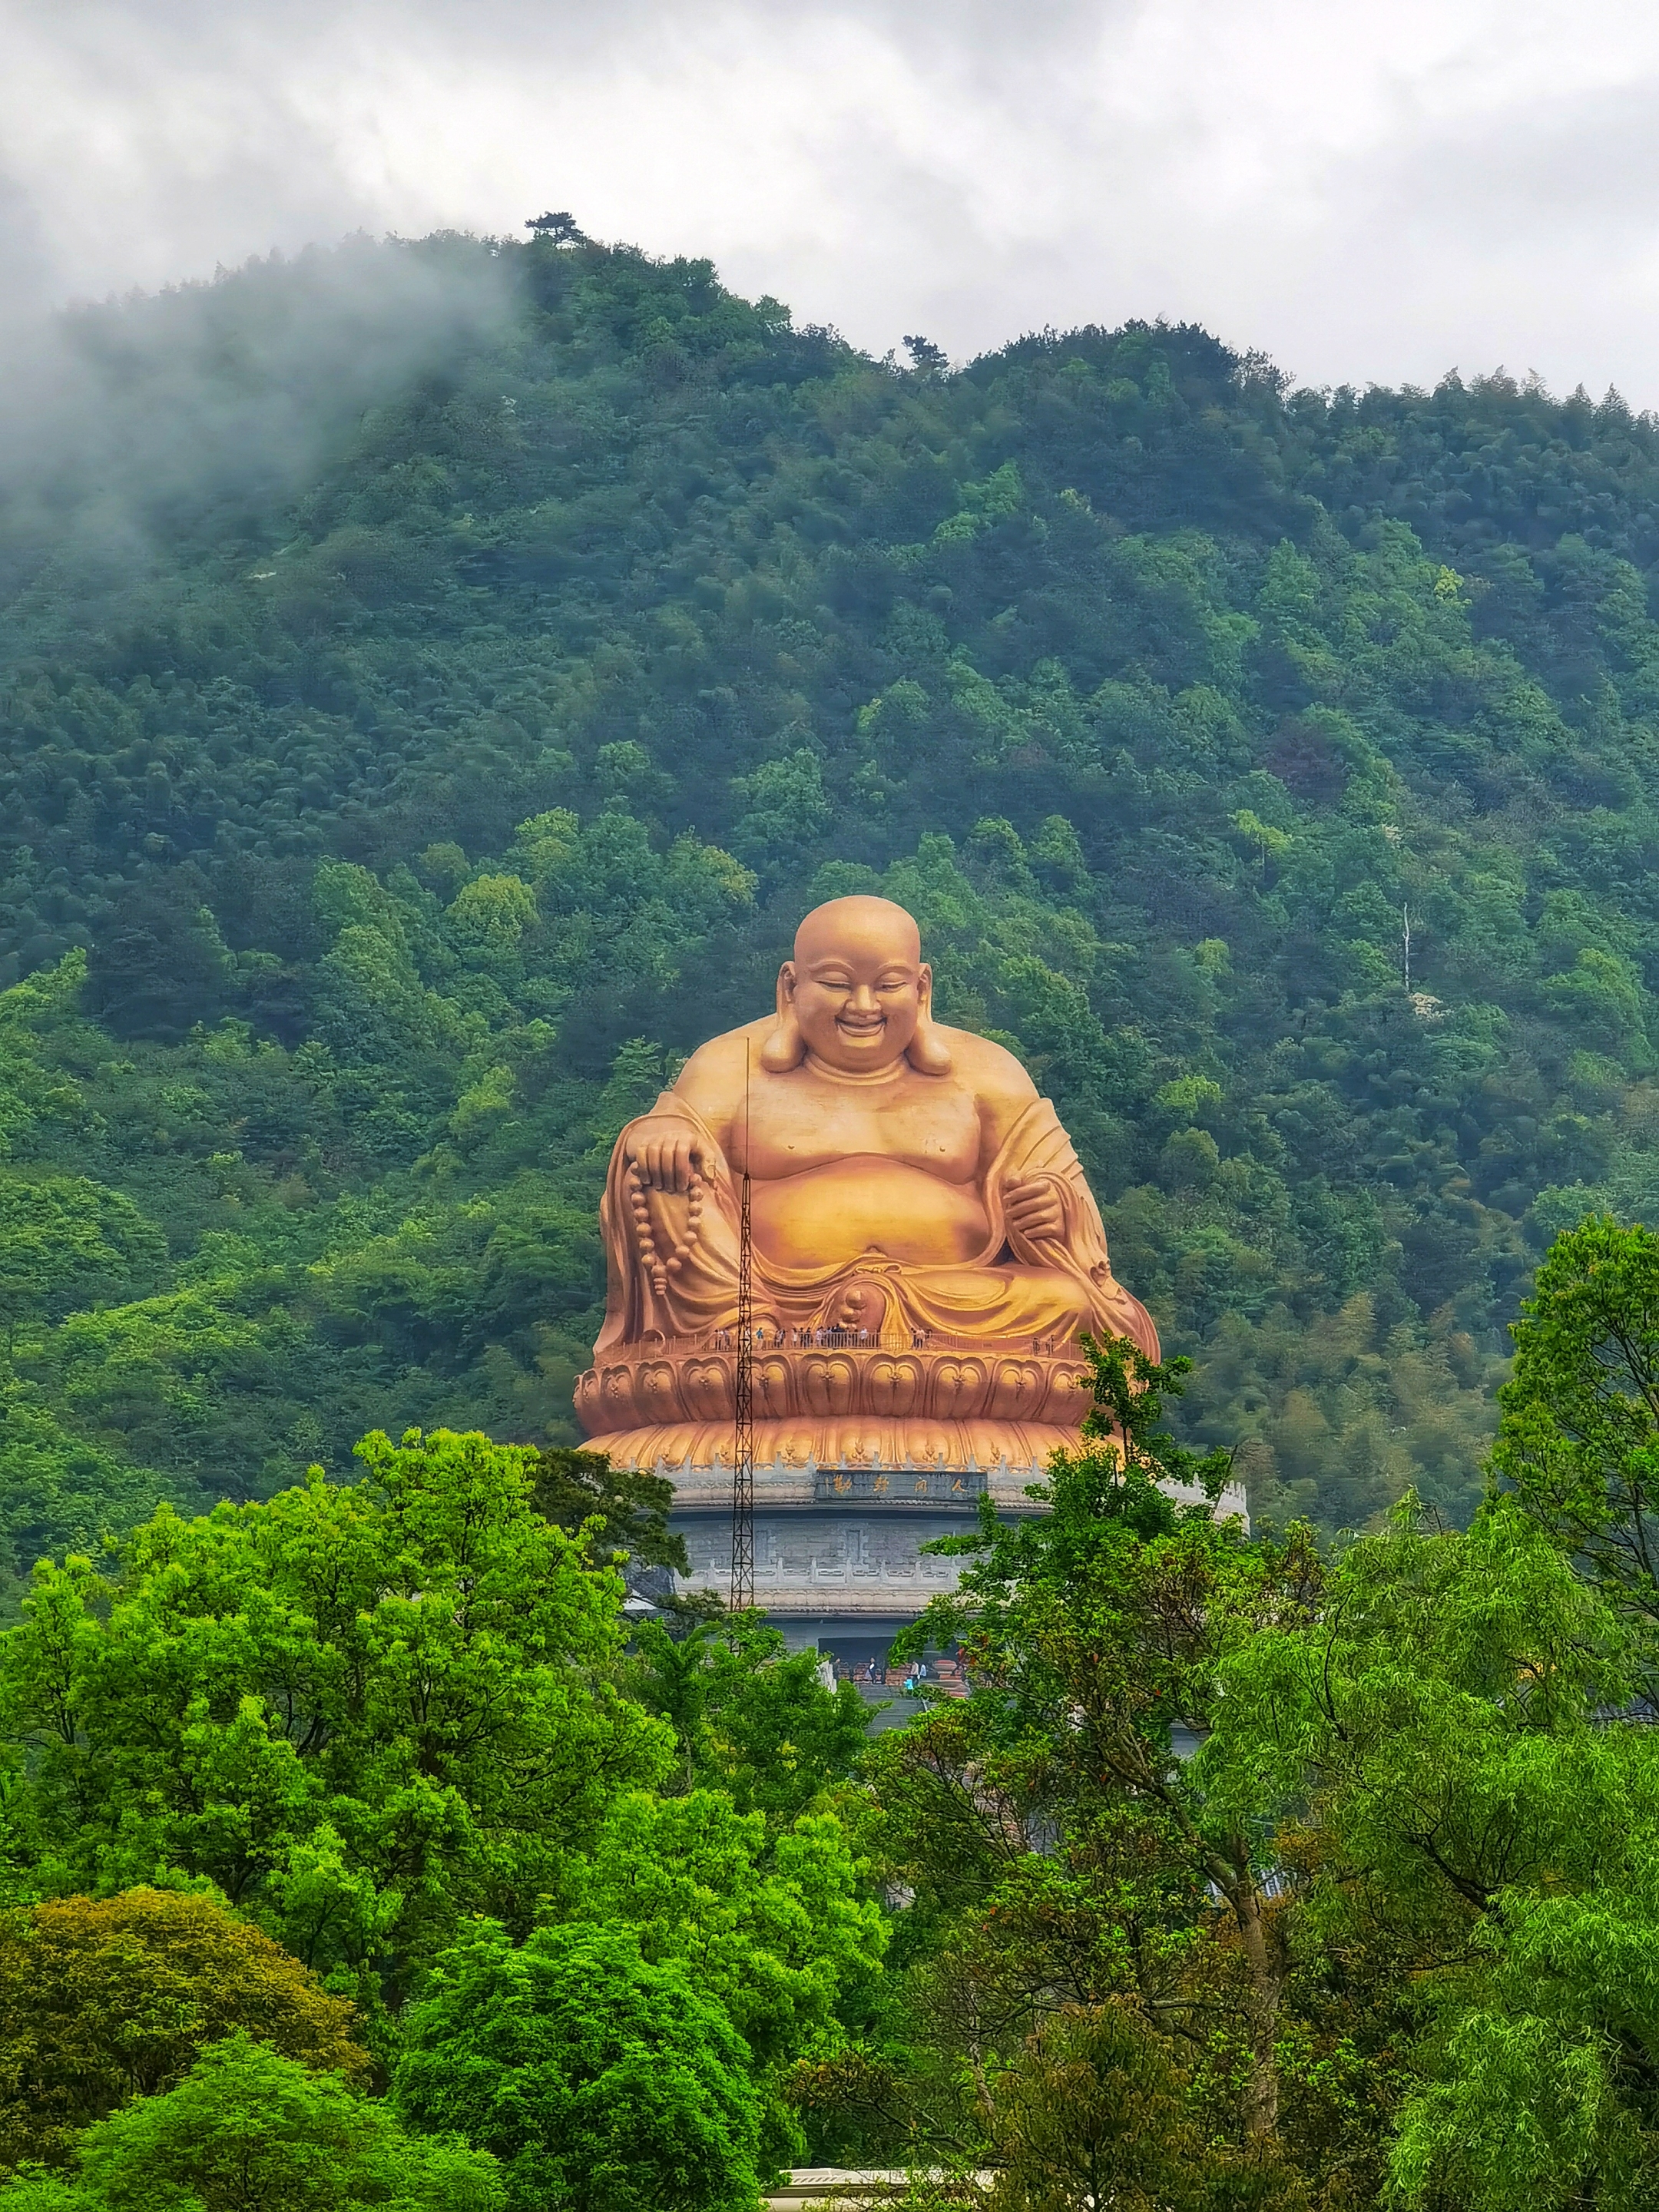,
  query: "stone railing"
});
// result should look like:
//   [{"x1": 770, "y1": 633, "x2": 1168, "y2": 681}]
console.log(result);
[{"x1": 594, "y1": 1323, "x2": 1080, "y2": 1358}]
